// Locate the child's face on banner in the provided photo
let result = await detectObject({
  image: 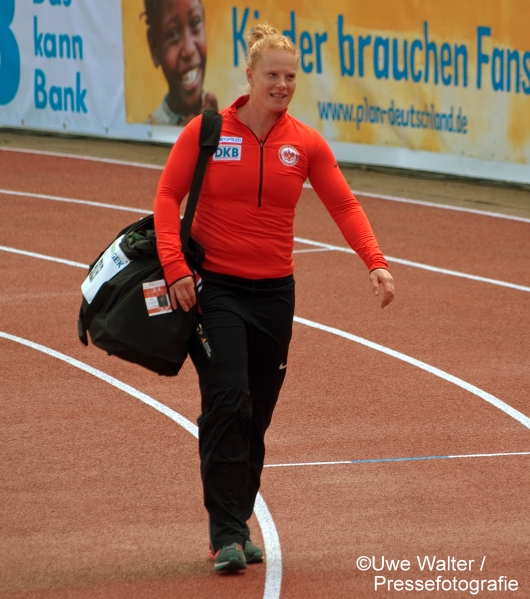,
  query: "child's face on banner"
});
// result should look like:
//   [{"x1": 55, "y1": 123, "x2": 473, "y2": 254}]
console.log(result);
[{"x1": 149, "y1": 0, "x2": 207, "y2": 111}]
